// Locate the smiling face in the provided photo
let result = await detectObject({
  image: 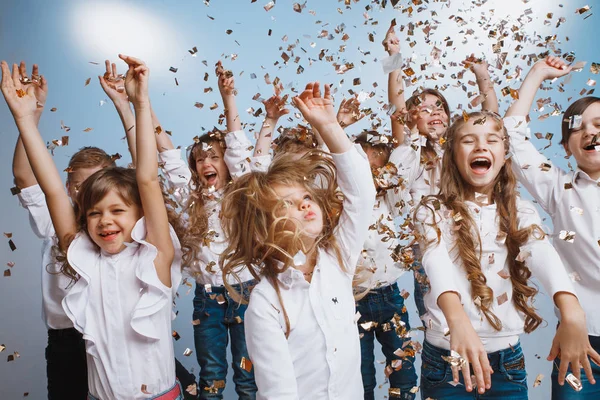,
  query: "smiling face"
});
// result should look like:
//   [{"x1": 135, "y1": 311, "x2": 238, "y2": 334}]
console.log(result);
[
  {"x1": 453, "y1": 119, "x2": 506, "y2": 198},
  {"x1": 272, "y1": 183, "x2": 324, "y2": 245},
  {"x1": 414, "y1": 94, "x2": 449, "y2": 141},
  {"x1": 86, "y1": 189, "x2": 142, "y2": 254},
  {"x1": 564, "y1": 102, "x2": 600, "y2": 180},
  {"x1": 194, "y1": 141, "x2": 230, "y2": 191}
]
